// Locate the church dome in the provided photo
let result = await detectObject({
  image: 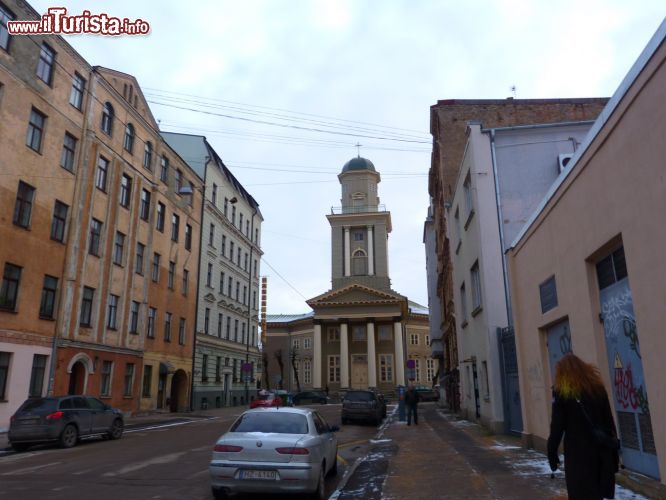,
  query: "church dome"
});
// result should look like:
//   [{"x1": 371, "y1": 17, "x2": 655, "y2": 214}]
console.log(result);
[{"x1": 342, "y1": 157, "x2": 376, "y2": 173}]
